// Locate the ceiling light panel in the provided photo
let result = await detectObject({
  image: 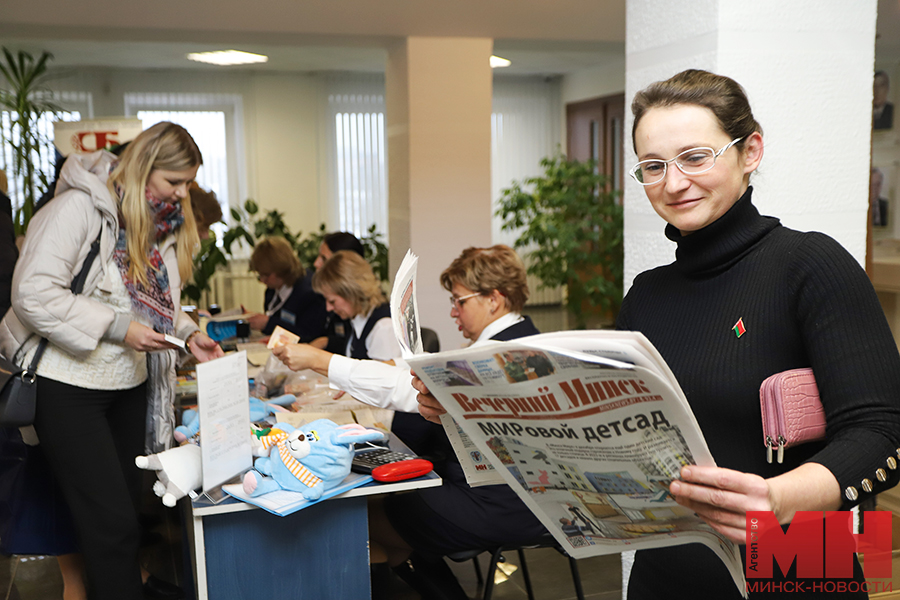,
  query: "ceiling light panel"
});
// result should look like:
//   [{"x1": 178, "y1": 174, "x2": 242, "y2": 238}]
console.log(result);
[
  {"x1": 187, "y1": 50, "x2": 269, "y2": 66},
  {"x1": 490, "y1": 55, "x2": 512, "y2": 68}
]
